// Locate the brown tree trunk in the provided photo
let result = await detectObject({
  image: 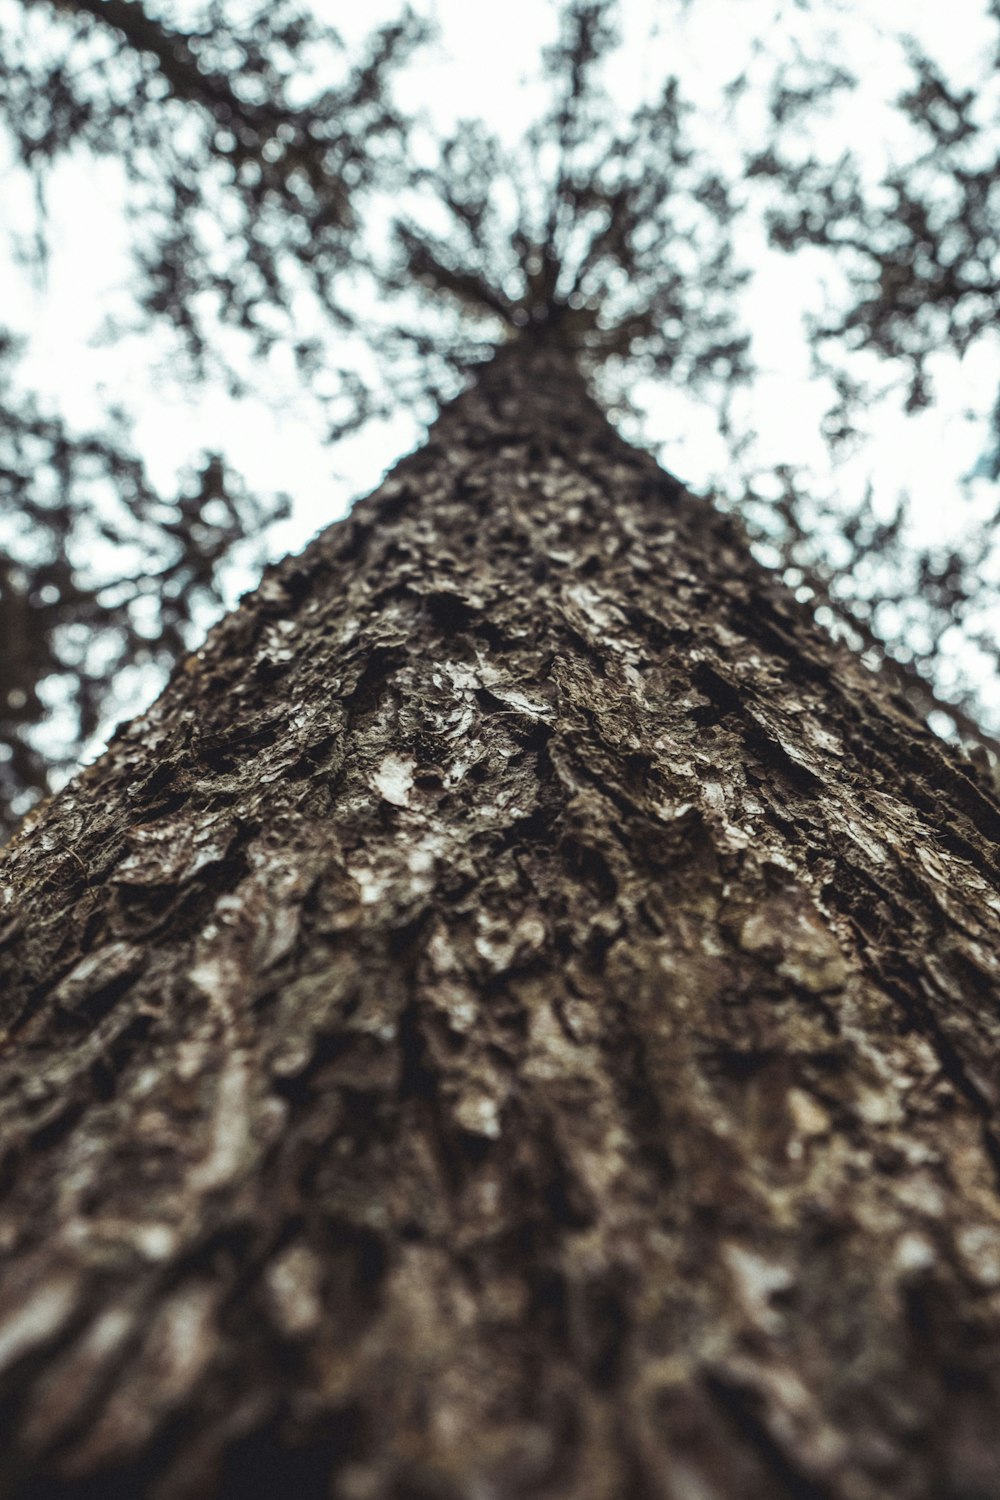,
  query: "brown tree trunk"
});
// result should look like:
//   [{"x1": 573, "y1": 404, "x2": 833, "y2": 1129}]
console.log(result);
[{"x1": 2, "y1": 339, "x2": 1000, "y2": 1499}]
